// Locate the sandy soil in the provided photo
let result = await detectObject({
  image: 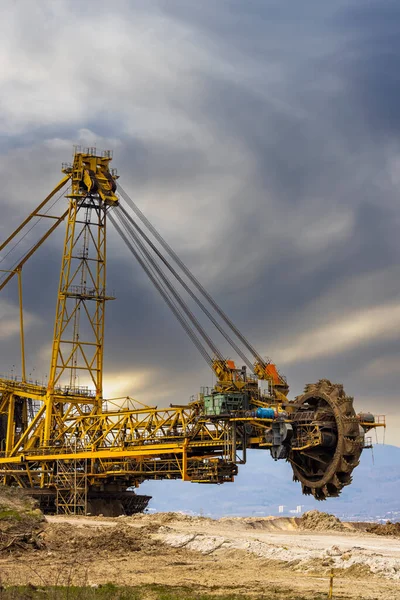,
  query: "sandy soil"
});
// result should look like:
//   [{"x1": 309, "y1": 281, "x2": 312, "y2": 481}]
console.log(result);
[{"x1": 0, "y1": 512, "x2": 399, "y2": 599}]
